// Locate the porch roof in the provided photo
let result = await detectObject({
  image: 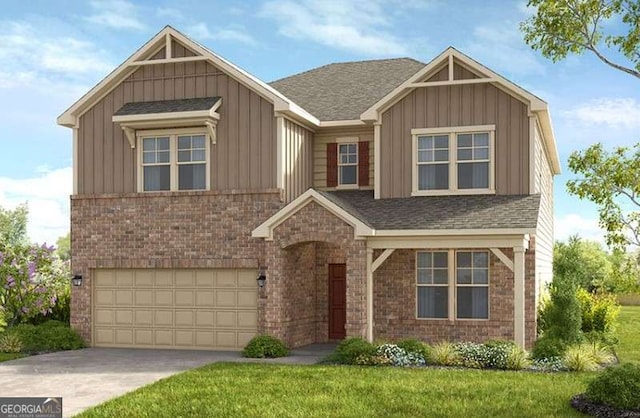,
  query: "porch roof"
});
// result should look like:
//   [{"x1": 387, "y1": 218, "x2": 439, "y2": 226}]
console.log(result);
[{"x1": 318, "y1": 190, "x2": 540, "y2": 231}]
